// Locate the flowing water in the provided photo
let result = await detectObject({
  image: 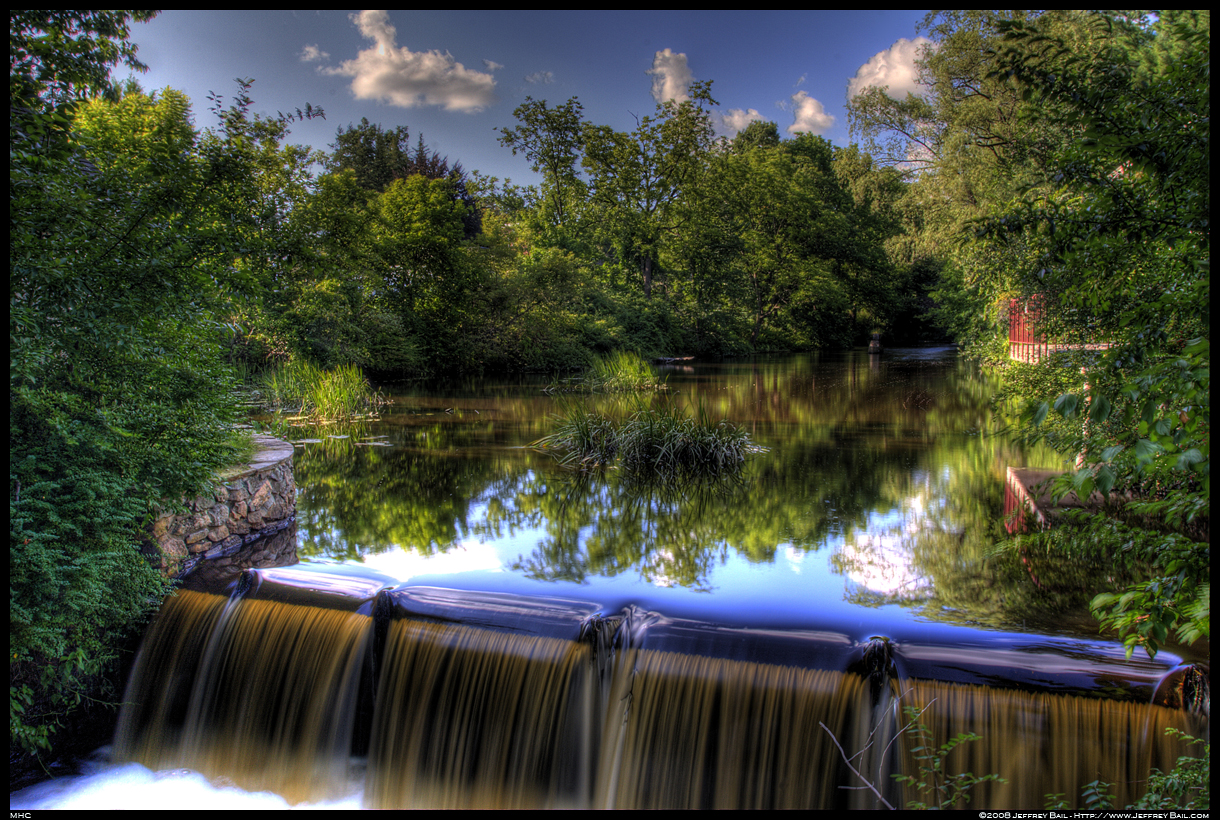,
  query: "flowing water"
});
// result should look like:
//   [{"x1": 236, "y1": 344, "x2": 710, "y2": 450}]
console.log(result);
[{"x1": 12, "y1": 349, "x2": 1208, "y2": 810}]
